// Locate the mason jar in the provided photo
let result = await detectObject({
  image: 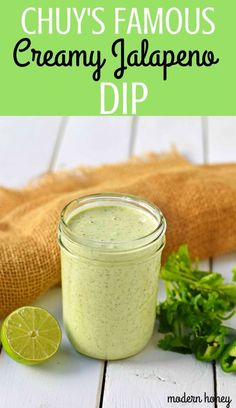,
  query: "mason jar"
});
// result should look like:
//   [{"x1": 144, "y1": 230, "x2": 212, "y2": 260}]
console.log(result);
[{"x1": 58, "y1": 193, "x2": 166, "y2": 360}]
